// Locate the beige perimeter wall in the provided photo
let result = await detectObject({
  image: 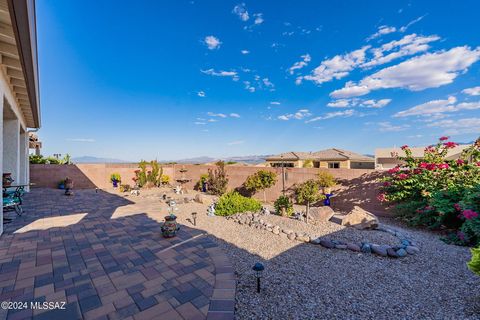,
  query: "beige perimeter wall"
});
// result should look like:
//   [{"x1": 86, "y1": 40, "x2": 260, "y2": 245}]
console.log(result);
[{"x1": 30, "y1": 164, "x2": 388, "y2": 215}]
